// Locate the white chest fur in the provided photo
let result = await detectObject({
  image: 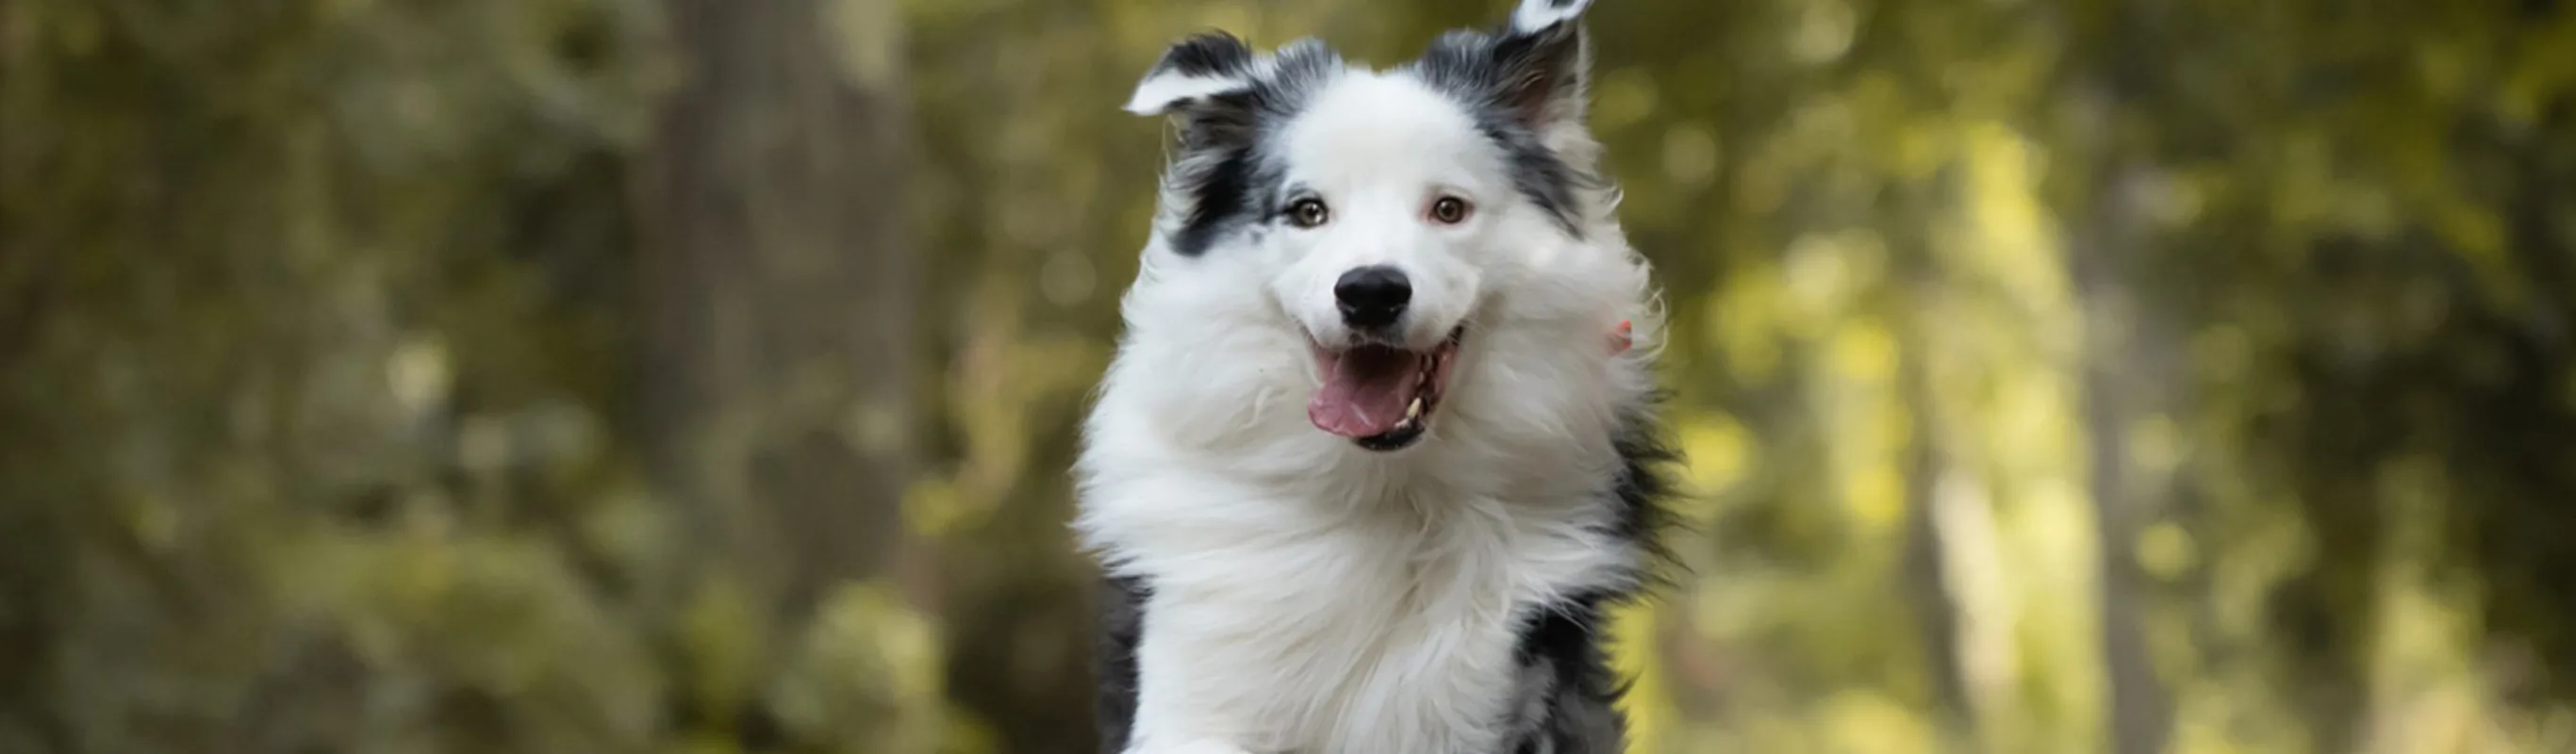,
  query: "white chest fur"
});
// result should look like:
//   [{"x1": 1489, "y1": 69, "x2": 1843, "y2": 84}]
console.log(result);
[{"x1": 1081, "y1": 429, "x2": 1636, "y2": 754}]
